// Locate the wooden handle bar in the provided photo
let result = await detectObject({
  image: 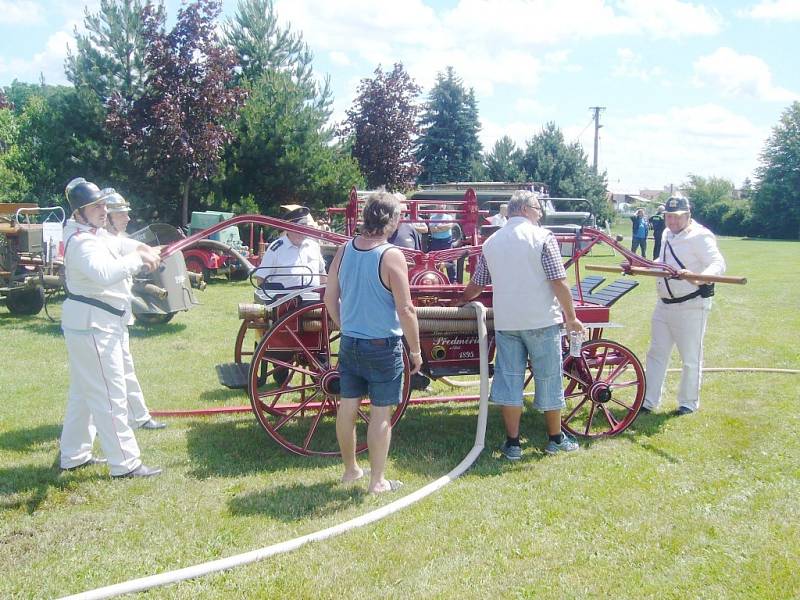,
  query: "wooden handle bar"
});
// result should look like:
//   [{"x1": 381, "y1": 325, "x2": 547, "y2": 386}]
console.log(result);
[{"x1": 586, "y1": 264, "x2": 747, "y2": 285}]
